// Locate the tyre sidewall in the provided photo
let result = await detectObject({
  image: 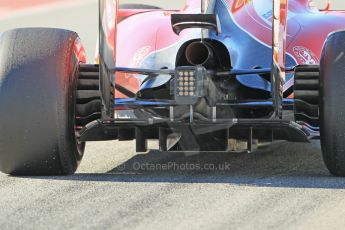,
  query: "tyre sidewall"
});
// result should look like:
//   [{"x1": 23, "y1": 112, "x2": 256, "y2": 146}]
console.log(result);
[
  {"x1": 0, "y1": 28, "x2": 85, "y2": 175},
  {"x1": 320, "y1": 31, "x2": 345, "y2": 176}
]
